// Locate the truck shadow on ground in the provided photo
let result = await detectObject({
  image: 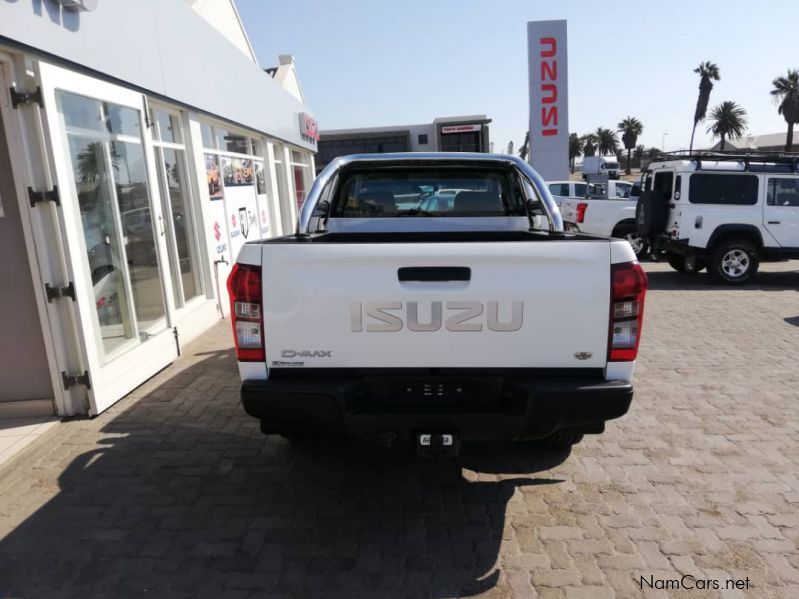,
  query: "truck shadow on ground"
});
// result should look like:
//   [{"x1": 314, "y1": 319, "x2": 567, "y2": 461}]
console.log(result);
[
  {"x1": 0, "y1": 348, "x2": 570, "y2": 599},
  {"x1": 645, "y1": 268, "x2": 799, "y2": 292}
]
